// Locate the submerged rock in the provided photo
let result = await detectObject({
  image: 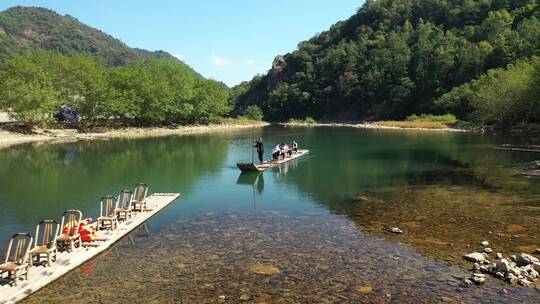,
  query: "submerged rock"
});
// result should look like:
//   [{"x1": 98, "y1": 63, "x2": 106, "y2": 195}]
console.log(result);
[
  {"x1": 464, "y1": 252, "x2": 487, "y2": 263},
  {"x1": 355, "y1": 195, "x2": 369, "y2": 202},
  {"x1": 250, "y1": 264, "x2": 280, "y2": 275},
  {"x1": 484, "y1": 248, "x2": 493, "y2": 253},
  {"x1": 357, "y1": 286, "x2": 373, "y2": 294},
  {"x1": 496, "y1": 253, "x2": 503, "y2": 259},
  {"x1": 390, "y1": 227, "x2": 403, "y2": 234},
  {"x1": 481, "y1": 241, "x2": 490, "y2": 247}
]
